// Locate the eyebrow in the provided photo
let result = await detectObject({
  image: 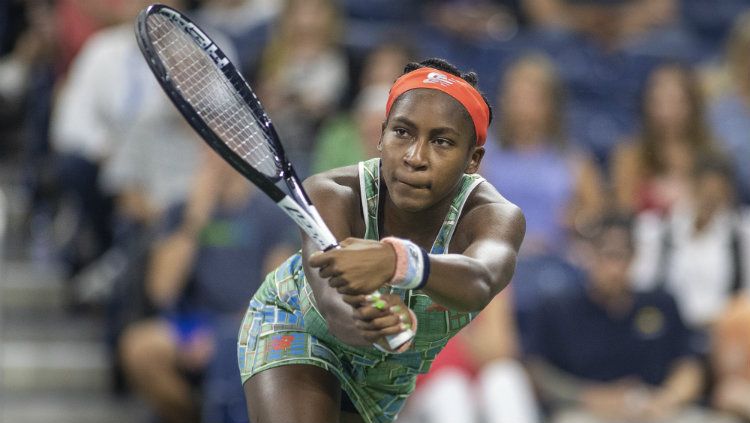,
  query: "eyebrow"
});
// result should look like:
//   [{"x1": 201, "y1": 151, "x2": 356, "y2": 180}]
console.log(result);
[{"x1": 389, "y1": 115, "x2": 462, "y2": 137}]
